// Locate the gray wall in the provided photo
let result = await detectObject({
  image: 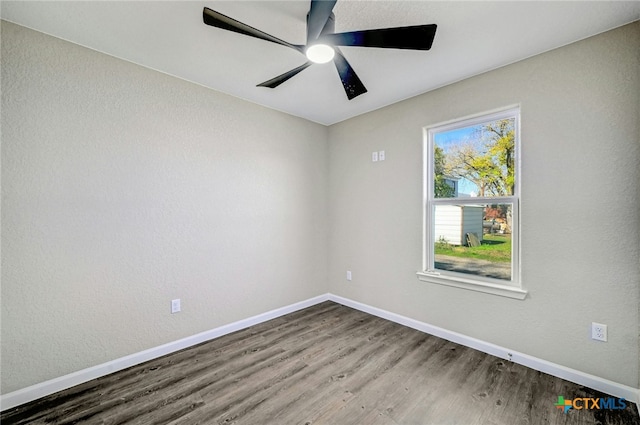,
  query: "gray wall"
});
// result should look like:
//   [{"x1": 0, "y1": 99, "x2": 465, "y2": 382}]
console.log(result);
[
  {"x1": 328, "y1": 22, "x2": 639, "y2": 388},
  {"x1": 2, "y1": 19, "x2": 639, "y2": 396},
  {"x1": 1, "y1": 21, "x2": 328, "y2": 393}
]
